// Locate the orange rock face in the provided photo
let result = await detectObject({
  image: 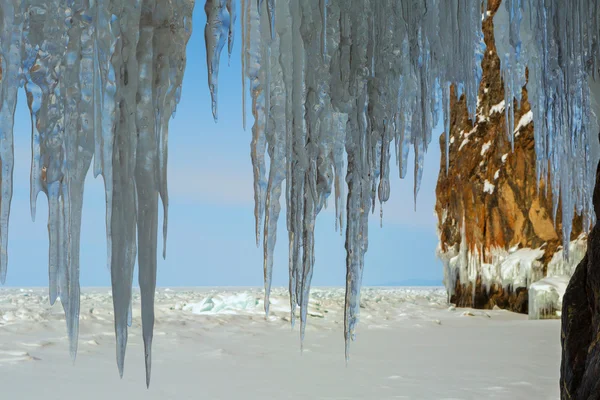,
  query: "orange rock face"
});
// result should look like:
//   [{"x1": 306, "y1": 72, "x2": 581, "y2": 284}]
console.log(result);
[{"x1": 435, "y1": 0, "x2": 584, "y2": 313}]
